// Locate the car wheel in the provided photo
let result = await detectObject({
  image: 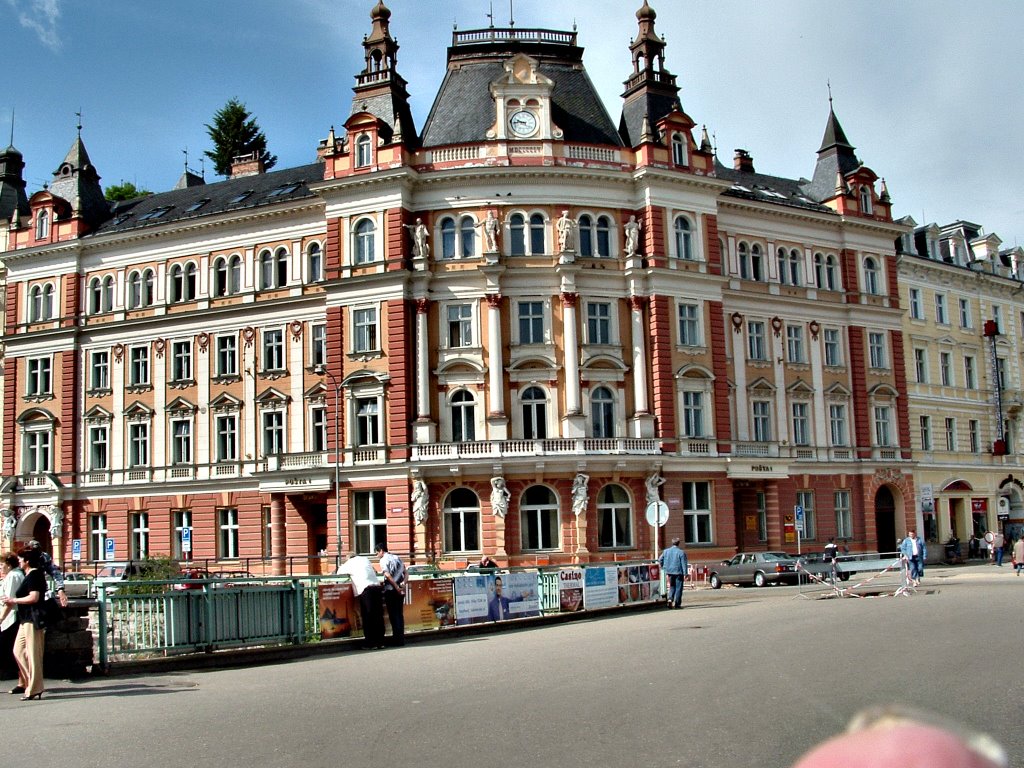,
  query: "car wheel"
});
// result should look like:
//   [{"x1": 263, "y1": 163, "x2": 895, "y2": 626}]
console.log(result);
[
  {"x1": 709, "y1": 574, "x2": 722, "y2": 589},
  {"x1": 753, "y1": 571, "x2": 767, "y2": 588},
  {"x1": 839, "y1": 573, "x2": 851, "y2": 582}
]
